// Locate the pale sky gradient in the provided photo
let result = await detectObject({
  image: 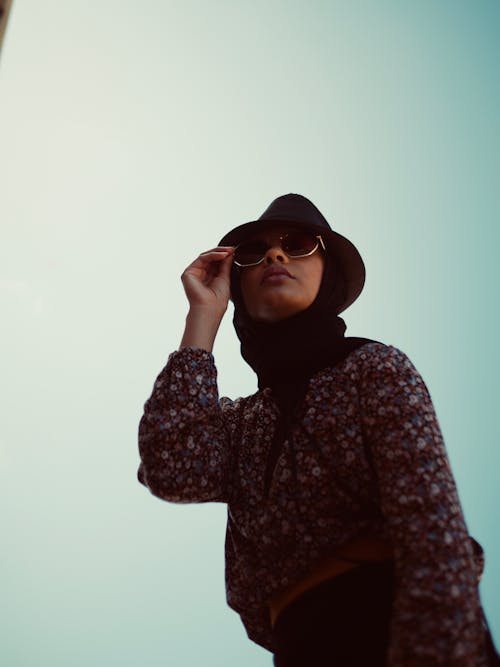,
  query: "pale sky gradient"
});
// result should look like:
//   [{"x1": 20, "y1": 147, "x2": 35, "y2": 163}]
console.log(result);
[{"x1": 1, "y1": 2, "x2": 499, "y2": 666}]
